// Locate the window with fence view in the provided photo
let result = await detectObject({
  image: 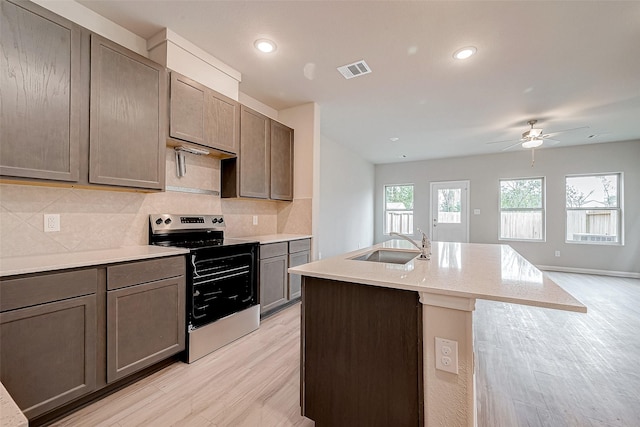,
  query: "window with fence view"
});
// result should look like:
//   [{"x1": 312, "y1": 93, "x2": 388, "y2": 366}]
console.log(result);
[
  {"x1": 566, "y1": 173, "x2": 621, "y2": 244},
  {"x1": 499, "y1": 177, "x2": 545, "y2": 241},
  {"x1": 384, "y1": 184, "x2": 414, "y2": 234}
]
